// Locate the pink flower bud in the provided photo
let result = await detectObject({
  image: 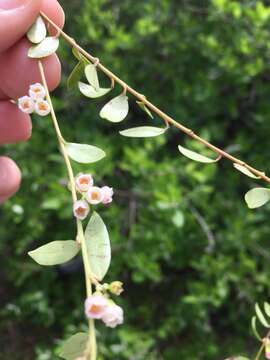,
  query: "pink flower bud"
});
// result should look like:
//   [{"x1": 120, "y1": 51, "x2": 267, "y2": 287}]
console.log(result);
[
  {"x1": 75, "y1": 174, "x2": 94, "y2": 193},
  {"x1": 265, "y1": 338, "x2": 270, "y2": 359},
  {"x1": 18, "y1": 96, "x2": 35, "y2": 114},
  {"x1": 73, "y1": 200, "x2": 89, "y2": 220},
  {"x1": 85, "y1": 295, "x2": 108, "y2": 319},
  {"x1": 35, "y1": 99, "x2": 51, "y2": 116},
  {"x1": 101, "y1": 304, "x2": 124, "y2": 328},
  {"x1": 86, "y1": 187, "x2": 104, "y2": 205},
  {"x1": 29, "y1": 83, "x2": 46, "y2": 100},
  {"x1": 101, "y1": 186, "x2": 114, "y2": 204}
]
